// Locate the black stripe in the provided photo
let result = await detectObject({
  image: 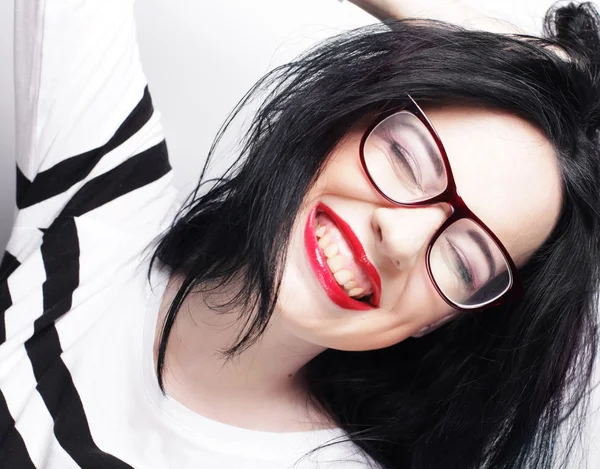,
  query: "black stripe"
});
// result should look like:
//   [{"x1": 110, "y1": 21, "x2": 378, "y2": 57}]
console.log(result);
[
  {"x1": 0, "y1": 251, "x2": 20, "y2": 281},
  {"x1": 62, "y1": 141, "x2": 171, "y2": 218},
  {"x1": 24, "y1": 218, "x2": 133, "y2": 469},
  {"x1": 16, "y1": 166, "x2": 32, "y2": 210},
  {"x1": 17, "y1": 87, "x2": 154, "y2": 209},
  {"x1": 0, "y1": 391, "x2": 37, "y2": 469},
  {"x1": 30, "y1": 219, "x2": 79, "y2": 333},
  {"x1": 0, "y1": 252, "x2": 20, "y2": 345}
]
